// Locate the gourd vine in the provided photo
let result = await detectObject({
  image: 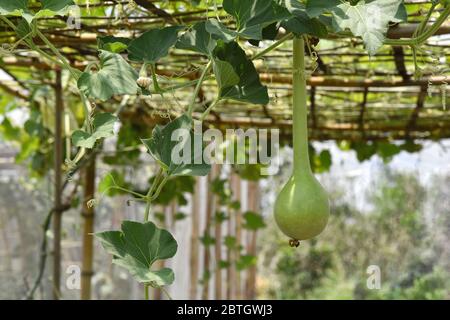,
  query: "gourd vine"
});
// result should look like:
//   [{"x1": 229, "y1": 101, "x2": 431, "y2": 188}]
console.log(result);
[{"x1": 1, "y1": 0, "x2": 448, "y2": 300}]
